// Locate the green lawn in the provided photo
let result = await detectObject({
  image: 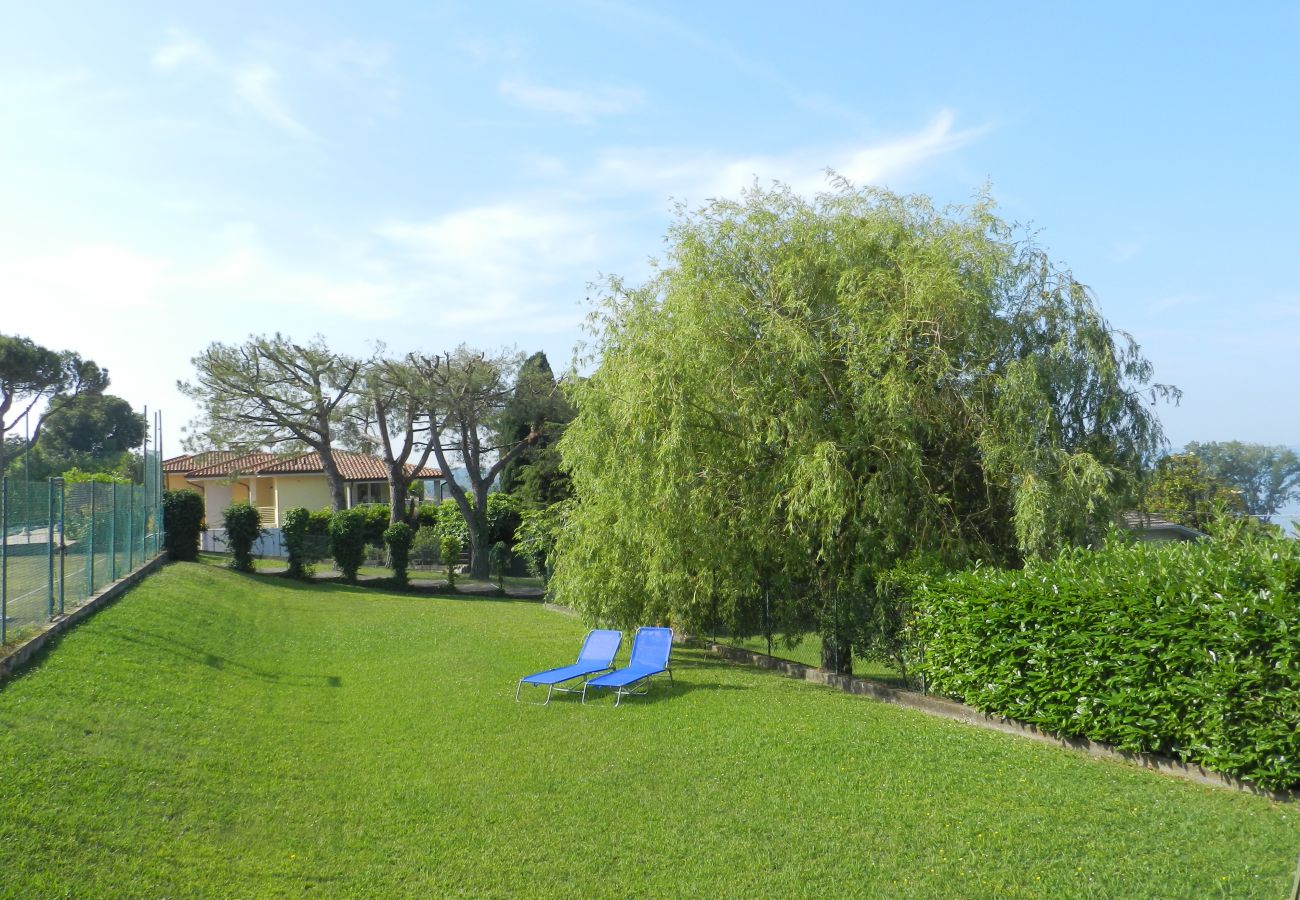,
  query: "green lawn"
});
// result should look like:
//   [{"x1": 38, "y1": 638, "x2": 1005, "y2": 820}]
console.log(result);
[{"x1": 0, "y1": 563, "x2": 1296, "y2": 897}]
